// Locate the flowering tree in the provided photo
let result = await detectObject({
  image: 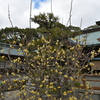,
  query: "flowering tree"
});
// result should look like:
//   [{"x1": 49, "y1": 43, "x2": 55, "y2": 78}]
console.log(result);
[
  {"x1": 0, "y1": 13, "x2": 97, "y2": 100},
  {"x1": 0, "y1": 36, "x2": 97, "y2": 100}
]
